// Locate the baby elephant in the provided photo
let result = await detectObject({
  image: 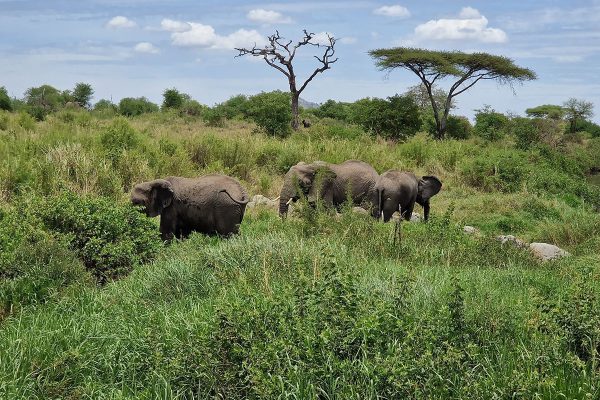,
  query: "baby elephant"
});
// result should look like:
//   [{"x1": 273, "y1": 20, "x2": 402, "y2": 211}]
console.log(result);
[
  {"x1": 375, "y1": 171, "x2": 442, "y2": 222},
  {"x1": 131, "y1": 174, "x2": 249, "y2": 241}
]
